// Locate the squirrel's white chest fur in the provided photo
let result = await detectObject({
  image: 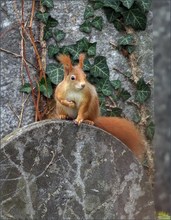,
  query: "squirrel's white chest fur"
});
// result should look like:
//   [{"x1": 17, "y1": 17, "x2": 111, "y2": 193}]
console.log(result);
[
  {"x1": 61, "y1": 90, "x2": 83, "y2": 119},
  {"x1": 66, "y1": 91, "x2": 83, "y2": 107}
]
